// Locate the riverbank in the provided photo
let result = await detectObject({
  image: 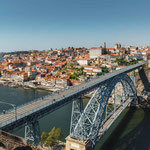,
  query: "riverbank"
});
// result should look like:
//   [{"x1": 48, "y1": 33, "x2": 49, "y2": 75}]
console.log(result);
[{"x1": 0, "y1": 77, "x2": 62, "y2": 92}]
